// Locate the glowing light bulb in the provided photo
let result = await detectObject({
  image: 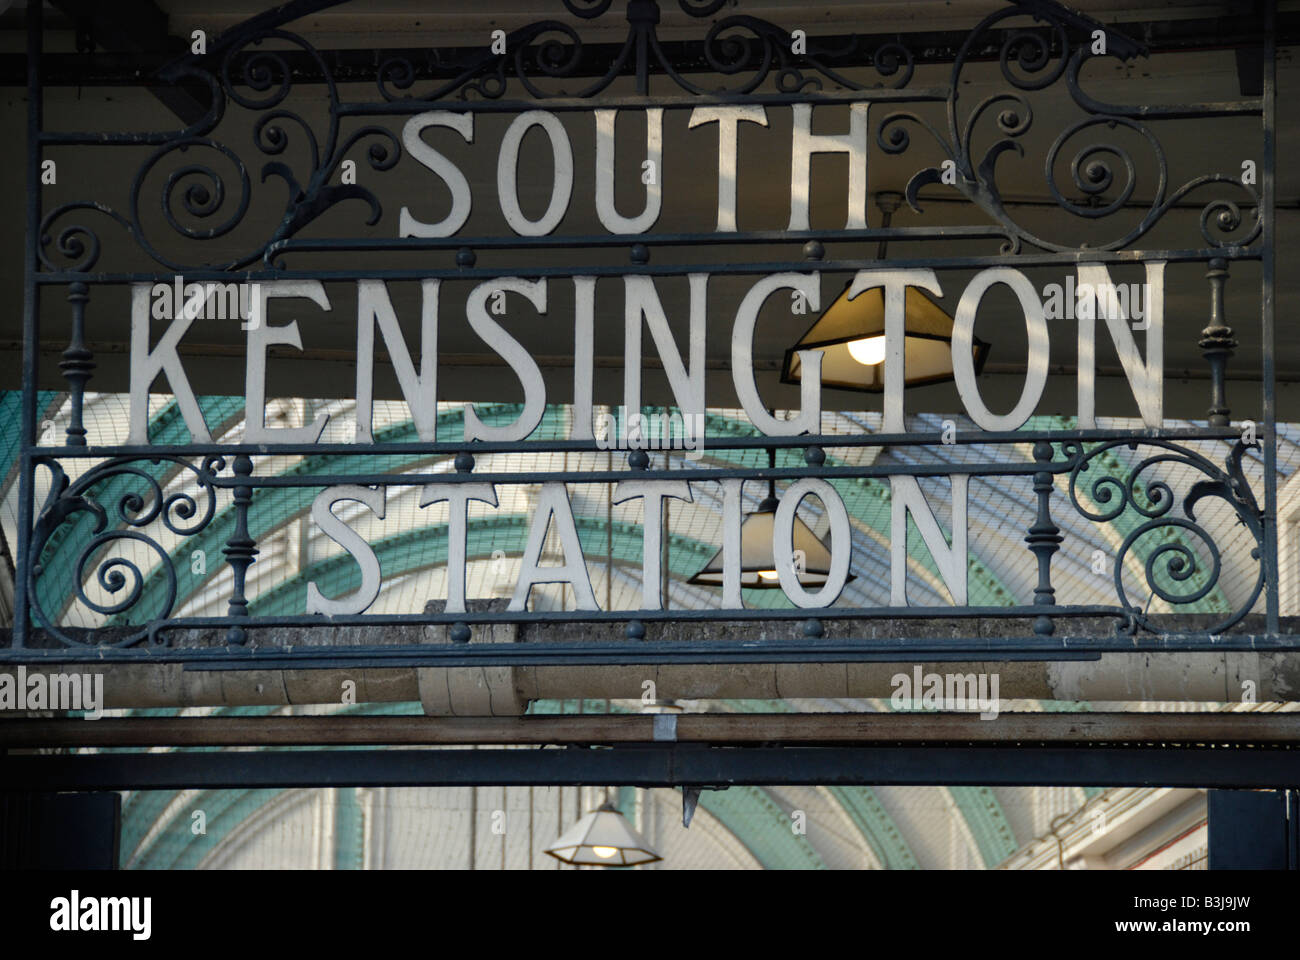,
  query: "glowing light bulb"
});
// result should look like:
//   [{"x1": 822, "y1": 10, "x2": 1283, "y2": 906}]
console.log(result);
[
  {"x1": 846, "y1": 335, "x2": 887, "y2": 366},
  {"x1": 757, "y1": 569, "x2": 780, "y2": 582},
  {"x1": 591, "y1": 846, "x2": 619, "y2": 859}
]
